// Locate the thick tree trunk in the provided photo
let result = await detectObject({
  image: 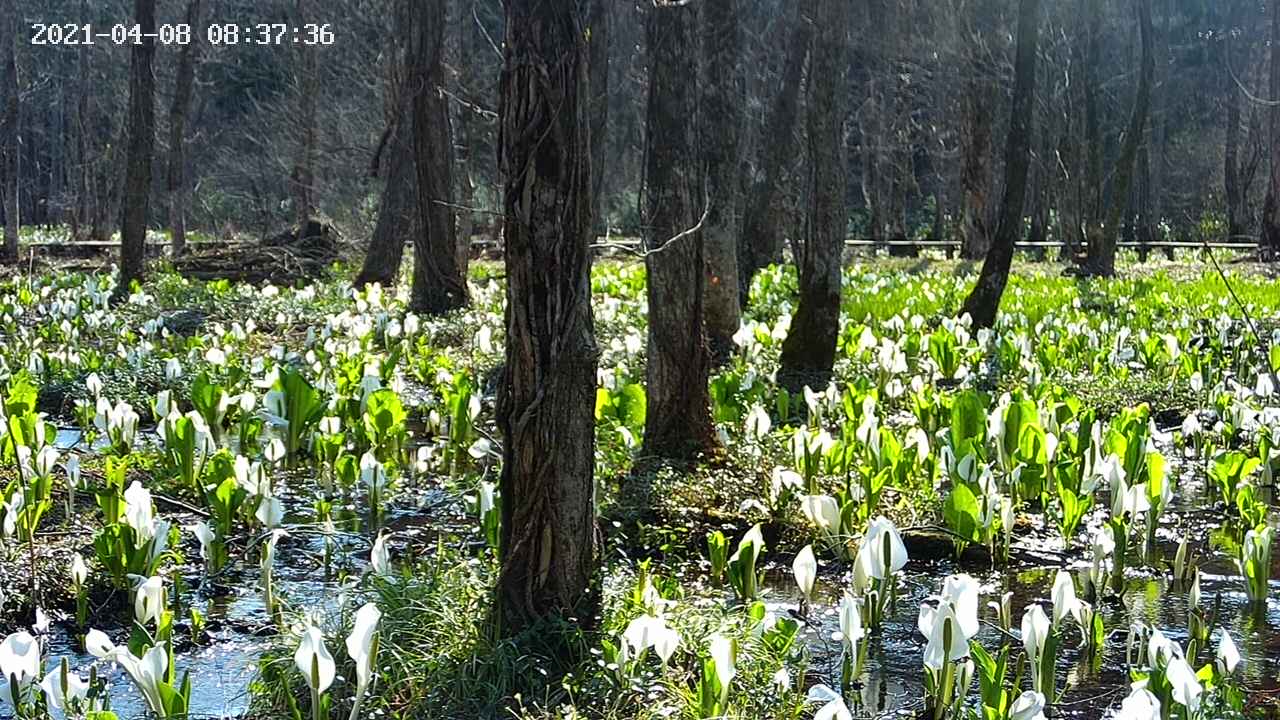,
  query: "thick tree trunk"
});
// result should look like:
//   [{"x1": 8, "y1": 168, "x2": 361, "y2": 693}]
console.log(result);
[
  {"x1": 356, "y1": 0, "x2": 416, "y2": 289},
  {"x1": 292, "y1": 0, "x2": 318, "y2": 230},
  {"x1": 1262, "y1": 0, "x2": 1280, "y2": 258},
  {"x1": 1086, "y1": 0, "x2": 1153, "y2": 277},
  {"x1": 738, "y1": 3, "x2": 810, "y2": 303},
  {"x1": 642, "y1": 0, "x2": 719, "y2": 461},
  {"x1": 410, "y1": 0, "x2": 468, "y2": 315},
  {"x1": 700, "y1": 0, "x2": 744, "y2": 362},
  {"x1": 115, "y1": 0, "x2": 157, "y2": 300},
  {"x1": 2, "y1": 0, "x2": 20, "y2": 262},
  {"x1": 168, "y1": 0, "x2": 202, "y2": 257},
  {"x1": 496, "y1": 0, "x2": 599, "y2": 636},
  {"x1": 587, "y1": 0, "x2": 611, "y2": 232},
  {"x1": 778, "y1": 0, "x2": 847, "y2": 391},
  {"x1": 356, "y1": 117, "x2": 417, "y2": 288},
  {"x1": 961, "y1": 0, "x2": 1040, "y2": 329}
]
